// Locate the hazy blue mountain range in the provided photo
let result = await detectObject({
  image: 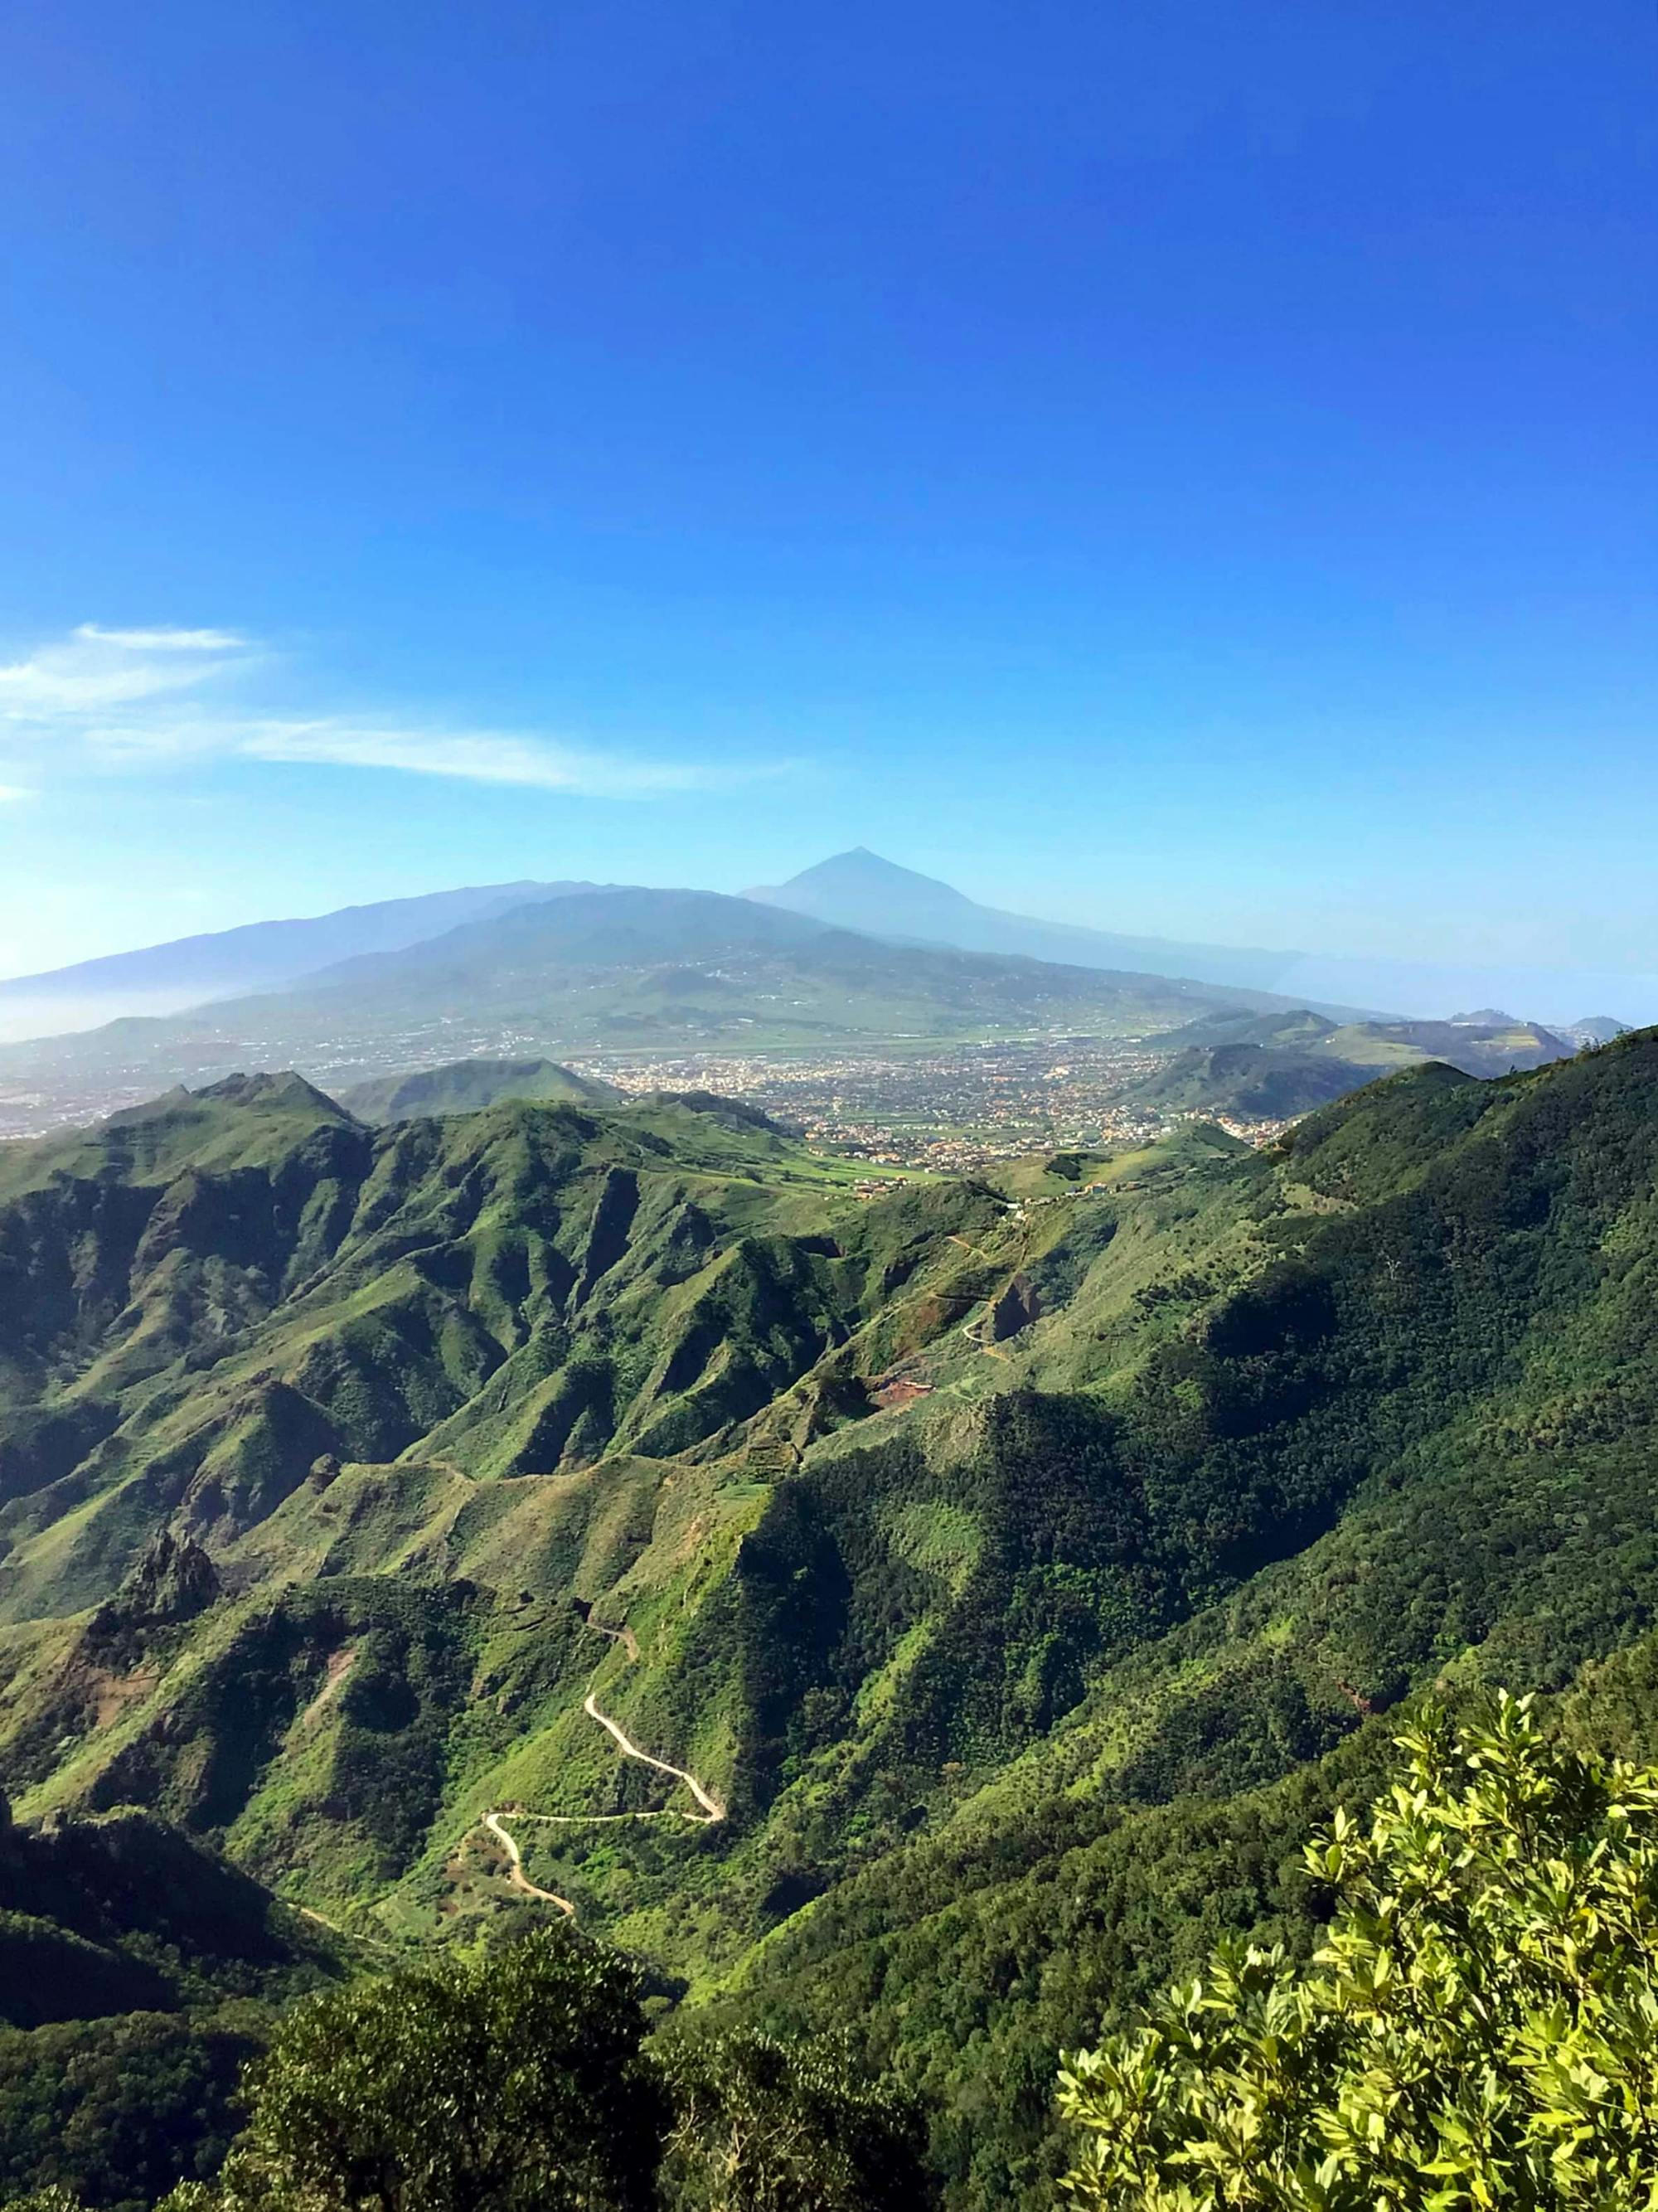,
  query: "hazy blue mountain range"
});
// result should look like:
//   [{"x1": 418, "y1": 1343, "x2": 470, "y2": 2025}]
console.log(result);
[
  {"x1": 2, "y1": 852, "x2": 1641, "y2": 1070},
  {"x1": 0, "y1": 880, "x2": 594, "y2": 1043},
  {"x1": 6, "y1": 852, "x2": 1646, "y2": 1060},
  {"x1": 0, "y1": 861, "x2": 1637, "y2": 1144},
  {"x1": 753, "y1": 850, "x2": 1649, "y2": 1029},
  {"x1": 749, "y1": 847, "x2": 1328, "y2": 999},
  {"x1": 0, "y1": 887, "x2": 1308, "y2": 1133}
]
